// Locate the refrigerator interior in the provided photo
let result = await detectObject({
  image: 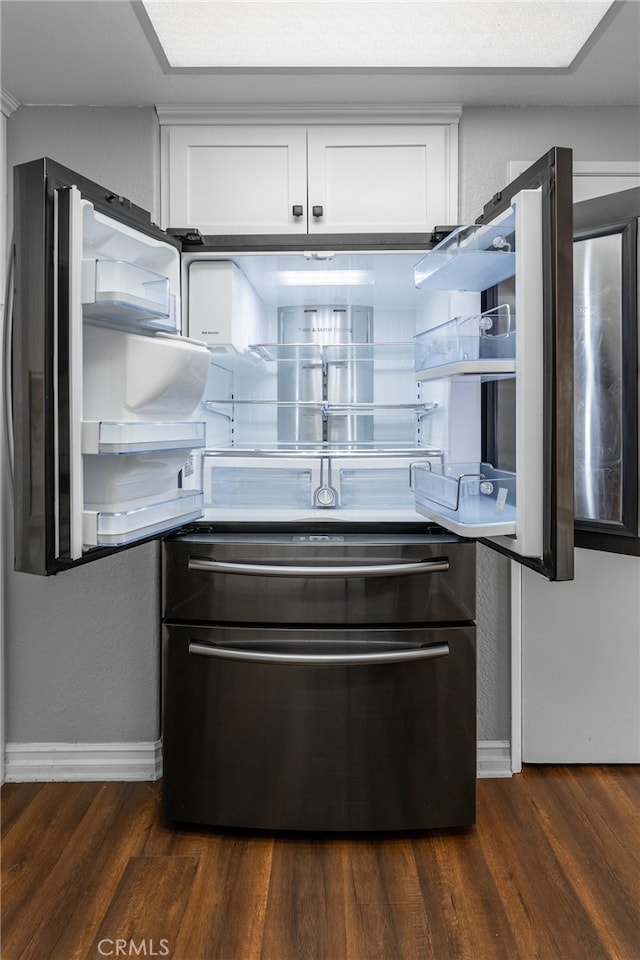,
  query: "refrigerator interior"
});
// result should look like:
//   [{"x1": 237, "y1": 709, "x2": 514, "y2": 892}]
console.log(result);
[
  {"x1": 182, "y1": 236, "x2": 523, "y2": 528},
  {"x1": 68, "y1": 180, "x2": 545, "y2": 556}
]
